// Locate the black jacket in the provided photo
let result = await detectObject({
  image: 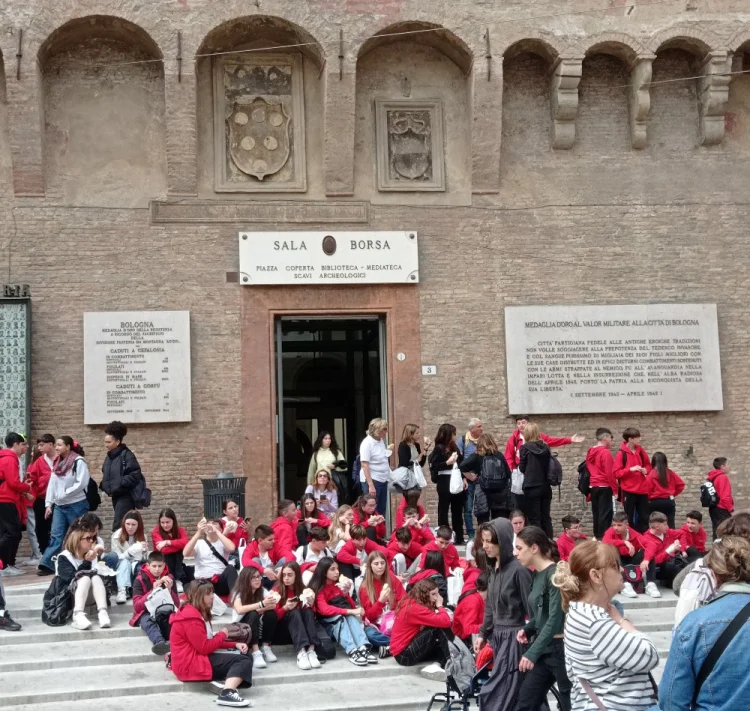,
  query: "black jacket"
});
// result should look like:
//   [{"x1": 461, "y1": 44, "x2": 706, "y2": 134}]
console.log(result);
[
  {"x1": 56, "y1": 551, "x2": 92, "y2": 587},
  {"x1": 460, "y1": 453, "x2": 513, "y2": 512},
  {"x1": 397, "y1": 441, "x2": 426, "y2": 469},
  {"x1": 100, "y1": 444, "x2": 142, "y2": 499},
  {"x1": 519, "y1": 440, "x2": 551, "y2": 491}
]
